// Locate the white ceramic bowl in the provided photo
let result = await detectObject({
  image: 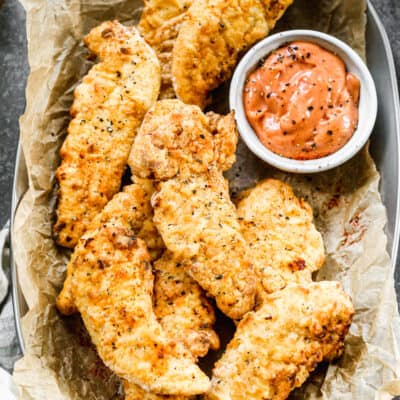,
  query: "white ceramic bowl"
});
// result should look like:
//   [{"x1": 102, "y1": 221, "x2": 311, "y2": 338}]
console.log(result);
[{"x1": 230, "y1": 30, "x2": 378, "y2": 174}]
